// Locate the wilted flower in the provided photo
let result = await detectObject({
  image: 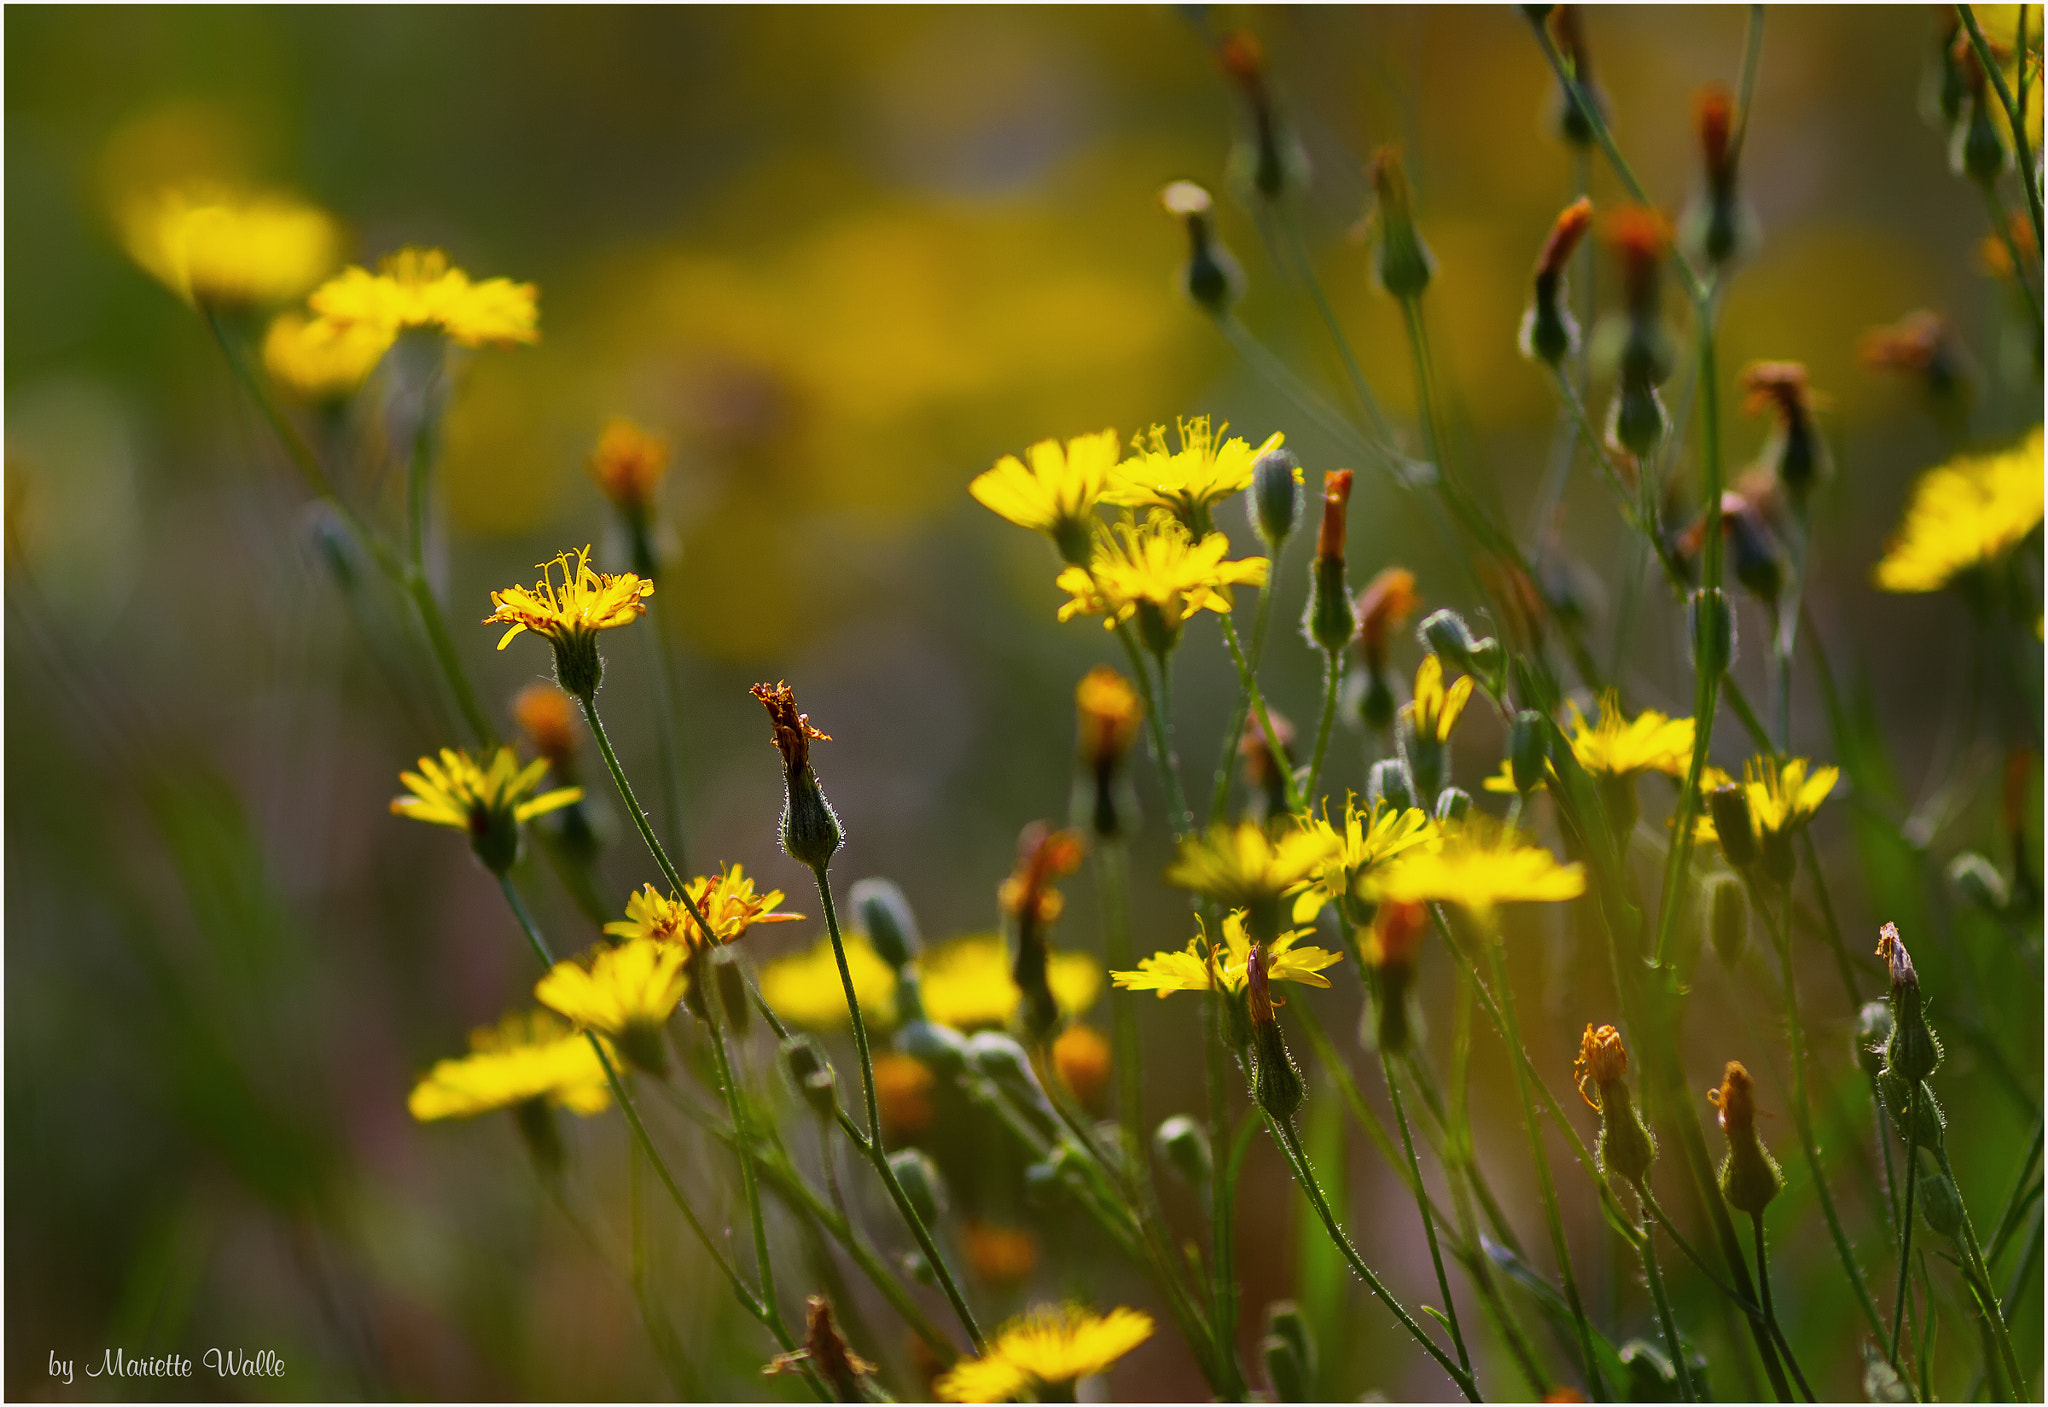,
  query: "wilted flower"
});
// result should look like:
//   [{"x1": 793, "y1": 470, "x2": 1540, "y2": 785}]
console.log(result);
[
  {"x1": 1367, "y1": 146, "x2": 1435, "y2": 300},
  {"x1": 1859, "y1": 310, "x2": 1972, "y2": 406},
  {"x1": 1001, "y1": 823, "x2": 1086, "y2": 1039},
  {"x1": 763, "y1": 1297, "x2": 877, "y2": 1399},
  {"x1": 751, "y1": 680, "x2": 843, "y2": 869}
]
